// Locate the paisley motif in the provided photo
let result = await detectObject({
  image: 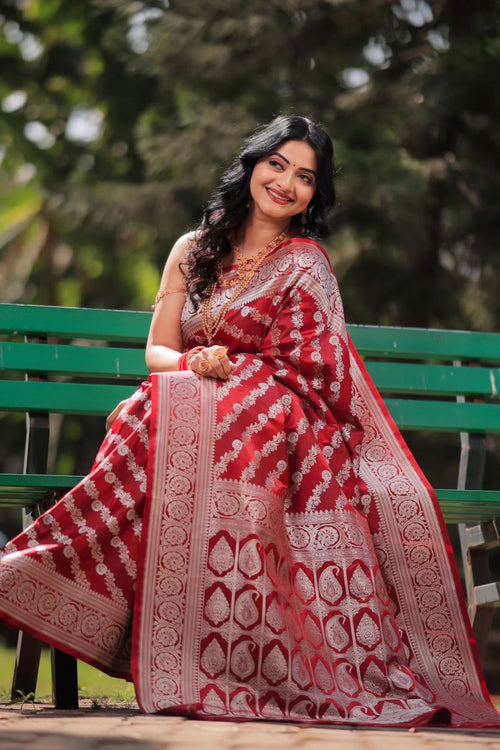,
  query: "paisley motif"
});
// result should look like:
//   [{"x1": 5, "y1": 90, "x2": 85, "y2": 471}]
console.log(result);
[
  {"x1": 318, "y1": 564, "x2": 344, "y2": 605},
  {"x1": 200, "y1": 634, "x2": 227, "y2": 678},
  {"x1": 230, "y1": 639, "x2": 258, "y2": 681},
  {"x1": 204, "y1": 584, "x2": 231, "y2": 627},
  {"x1": 324, "y1": 612, "x2": 351, "y2": 652},
  {"x1": 208, "y1": 534, "x2": 235, "y2": 576},
  {"x1": 238, "y1": 536, "x2": 263, "y2": 579},
  {"x1": 234, "y1": 587, "x2": 261, "y2": 629}
]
